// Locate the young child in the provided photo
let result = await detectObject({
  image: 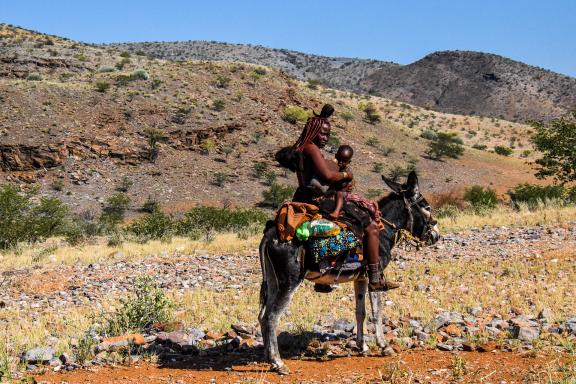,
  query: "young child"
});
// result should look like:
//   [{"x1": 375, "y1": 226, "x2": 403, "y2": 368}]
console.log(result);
[{"x1": 328, "y1": 145, "x2": 382, "y2": 226}]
